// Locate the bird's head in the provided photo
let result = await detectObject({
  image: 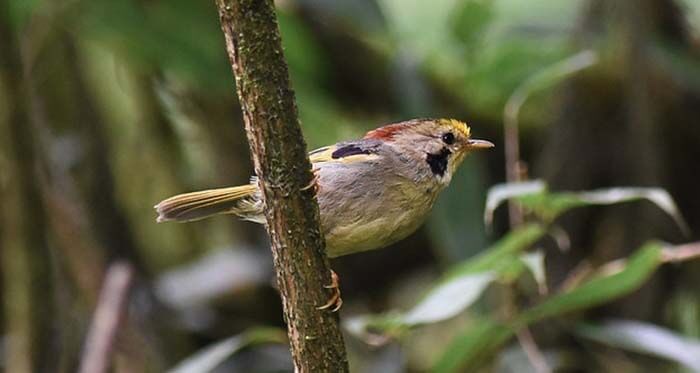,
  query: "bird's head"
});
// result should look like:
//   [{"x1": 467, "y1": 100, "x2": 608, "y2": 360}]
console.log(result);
[{"x1": 364, "y1": 118, "x2": 494, "y2": 185}]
